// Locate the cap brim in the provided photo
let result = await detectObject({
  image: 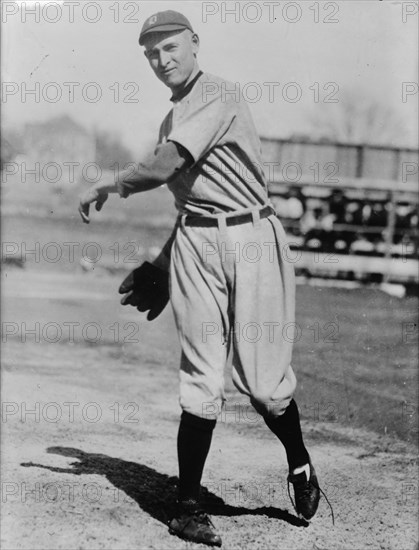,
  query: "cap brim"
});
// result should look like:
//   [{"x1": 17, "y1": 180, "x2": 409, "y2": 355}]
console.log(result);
[{"x1": 139, "y1": 24, "x2": 190, "y2": 45}]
